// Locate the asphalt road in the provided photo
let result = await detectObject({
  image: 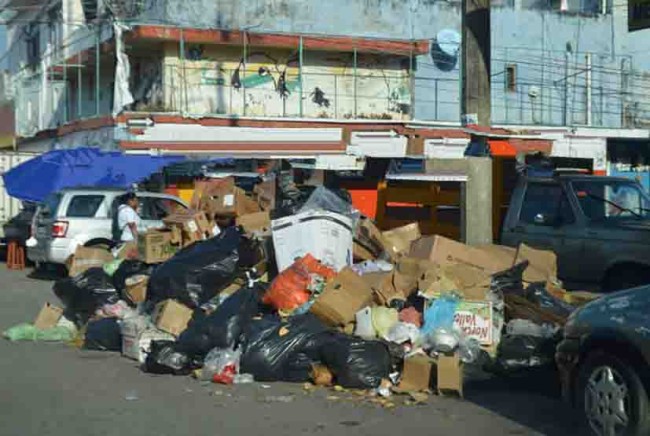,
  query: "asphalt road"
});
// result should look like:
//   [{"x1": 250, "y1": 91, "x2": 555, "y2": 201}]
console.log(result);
[{"x1": 0, "y1": 265, "x2": 591, "y2": 436}]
